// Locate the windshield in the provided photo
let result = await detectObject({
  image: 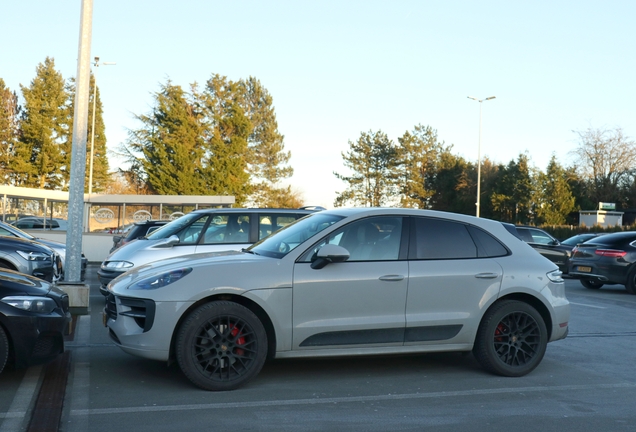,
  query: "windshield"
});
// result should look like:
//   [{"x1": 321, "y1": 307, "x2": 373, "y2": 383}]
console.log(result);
[
  {"x1": 249, "y1": 213, "x2": 344, "y2": 258},
  {"x1": 0, "y1": 223, "x2": 35, "y2": 240},
  {"x1": 146, "y1": 213, "x2": 204, "y2": 240}
]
